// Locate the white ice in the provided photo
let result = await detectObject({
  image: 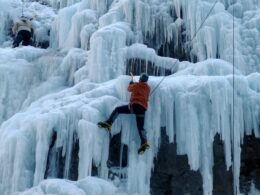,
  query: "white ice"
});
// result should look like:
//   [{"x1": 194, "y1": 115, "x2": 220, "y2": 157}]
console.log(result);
[
  {"x1": 0, "y1": 0, "x2": 259, "y2": 195},
  {"x1": 18, "y1": 176, "x2": 117, "y2": 195}
]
